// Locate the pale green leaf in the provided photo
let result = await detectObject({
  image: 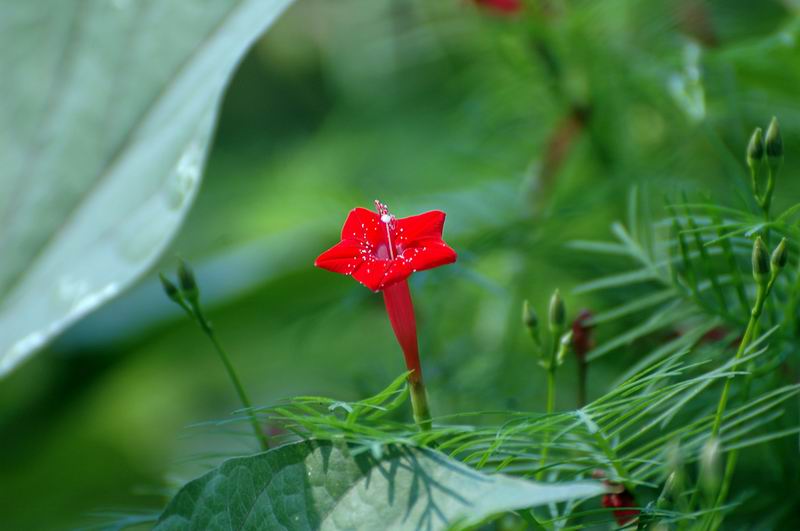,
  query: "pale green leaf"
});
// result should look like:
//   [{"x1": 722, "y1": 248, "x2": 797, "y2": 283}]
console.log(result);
[
  {"x1": 155, "y1": 440, "x2": 606, "y2": 531},
  {"x1": 0, "y1": 0, "x2": 292, "y2": 376}
]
